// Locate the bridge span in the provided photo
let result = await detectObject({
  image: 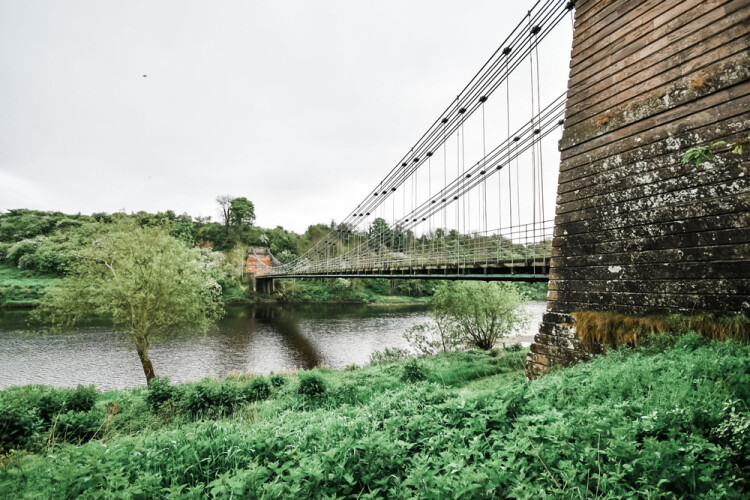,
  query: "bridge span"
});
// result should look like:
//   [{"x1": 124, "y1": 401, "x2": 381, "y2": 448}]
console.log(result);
[{"x1": 251, "y1": 0, "x2": 750, "y2": 378}]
